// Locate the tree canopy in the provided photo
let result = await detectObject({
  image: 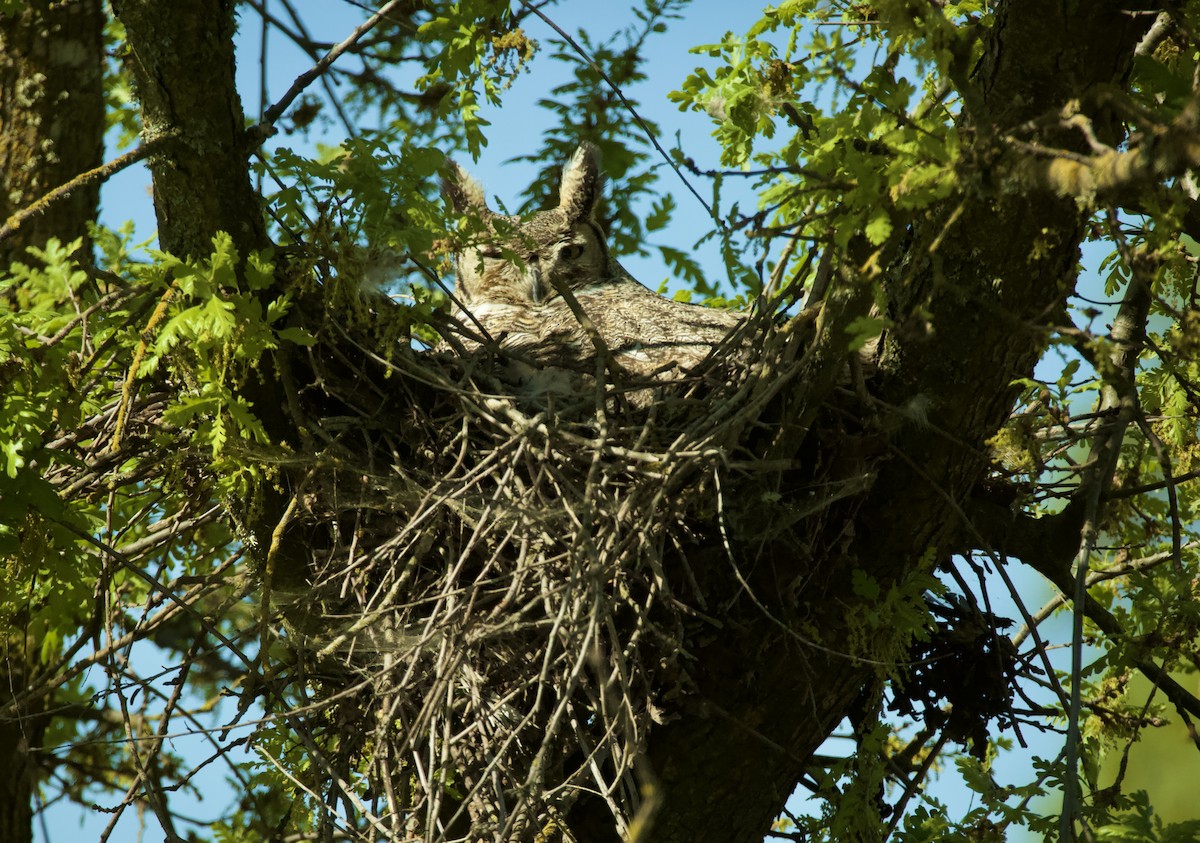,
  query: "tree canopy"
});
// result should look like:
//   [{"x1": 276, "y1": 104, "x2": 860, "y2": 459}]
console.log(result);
[{"x1": 3, "y1": 1, "x2": 1200, "y2": 842}]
